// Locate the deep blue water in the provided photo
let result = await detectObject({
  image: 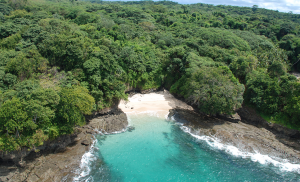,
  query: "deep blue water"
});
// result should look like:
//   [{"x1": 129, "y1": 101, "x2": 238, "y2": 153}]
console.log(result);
[{"x1": 74, "y1": 113, "x2": 300, "y2": 182}]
